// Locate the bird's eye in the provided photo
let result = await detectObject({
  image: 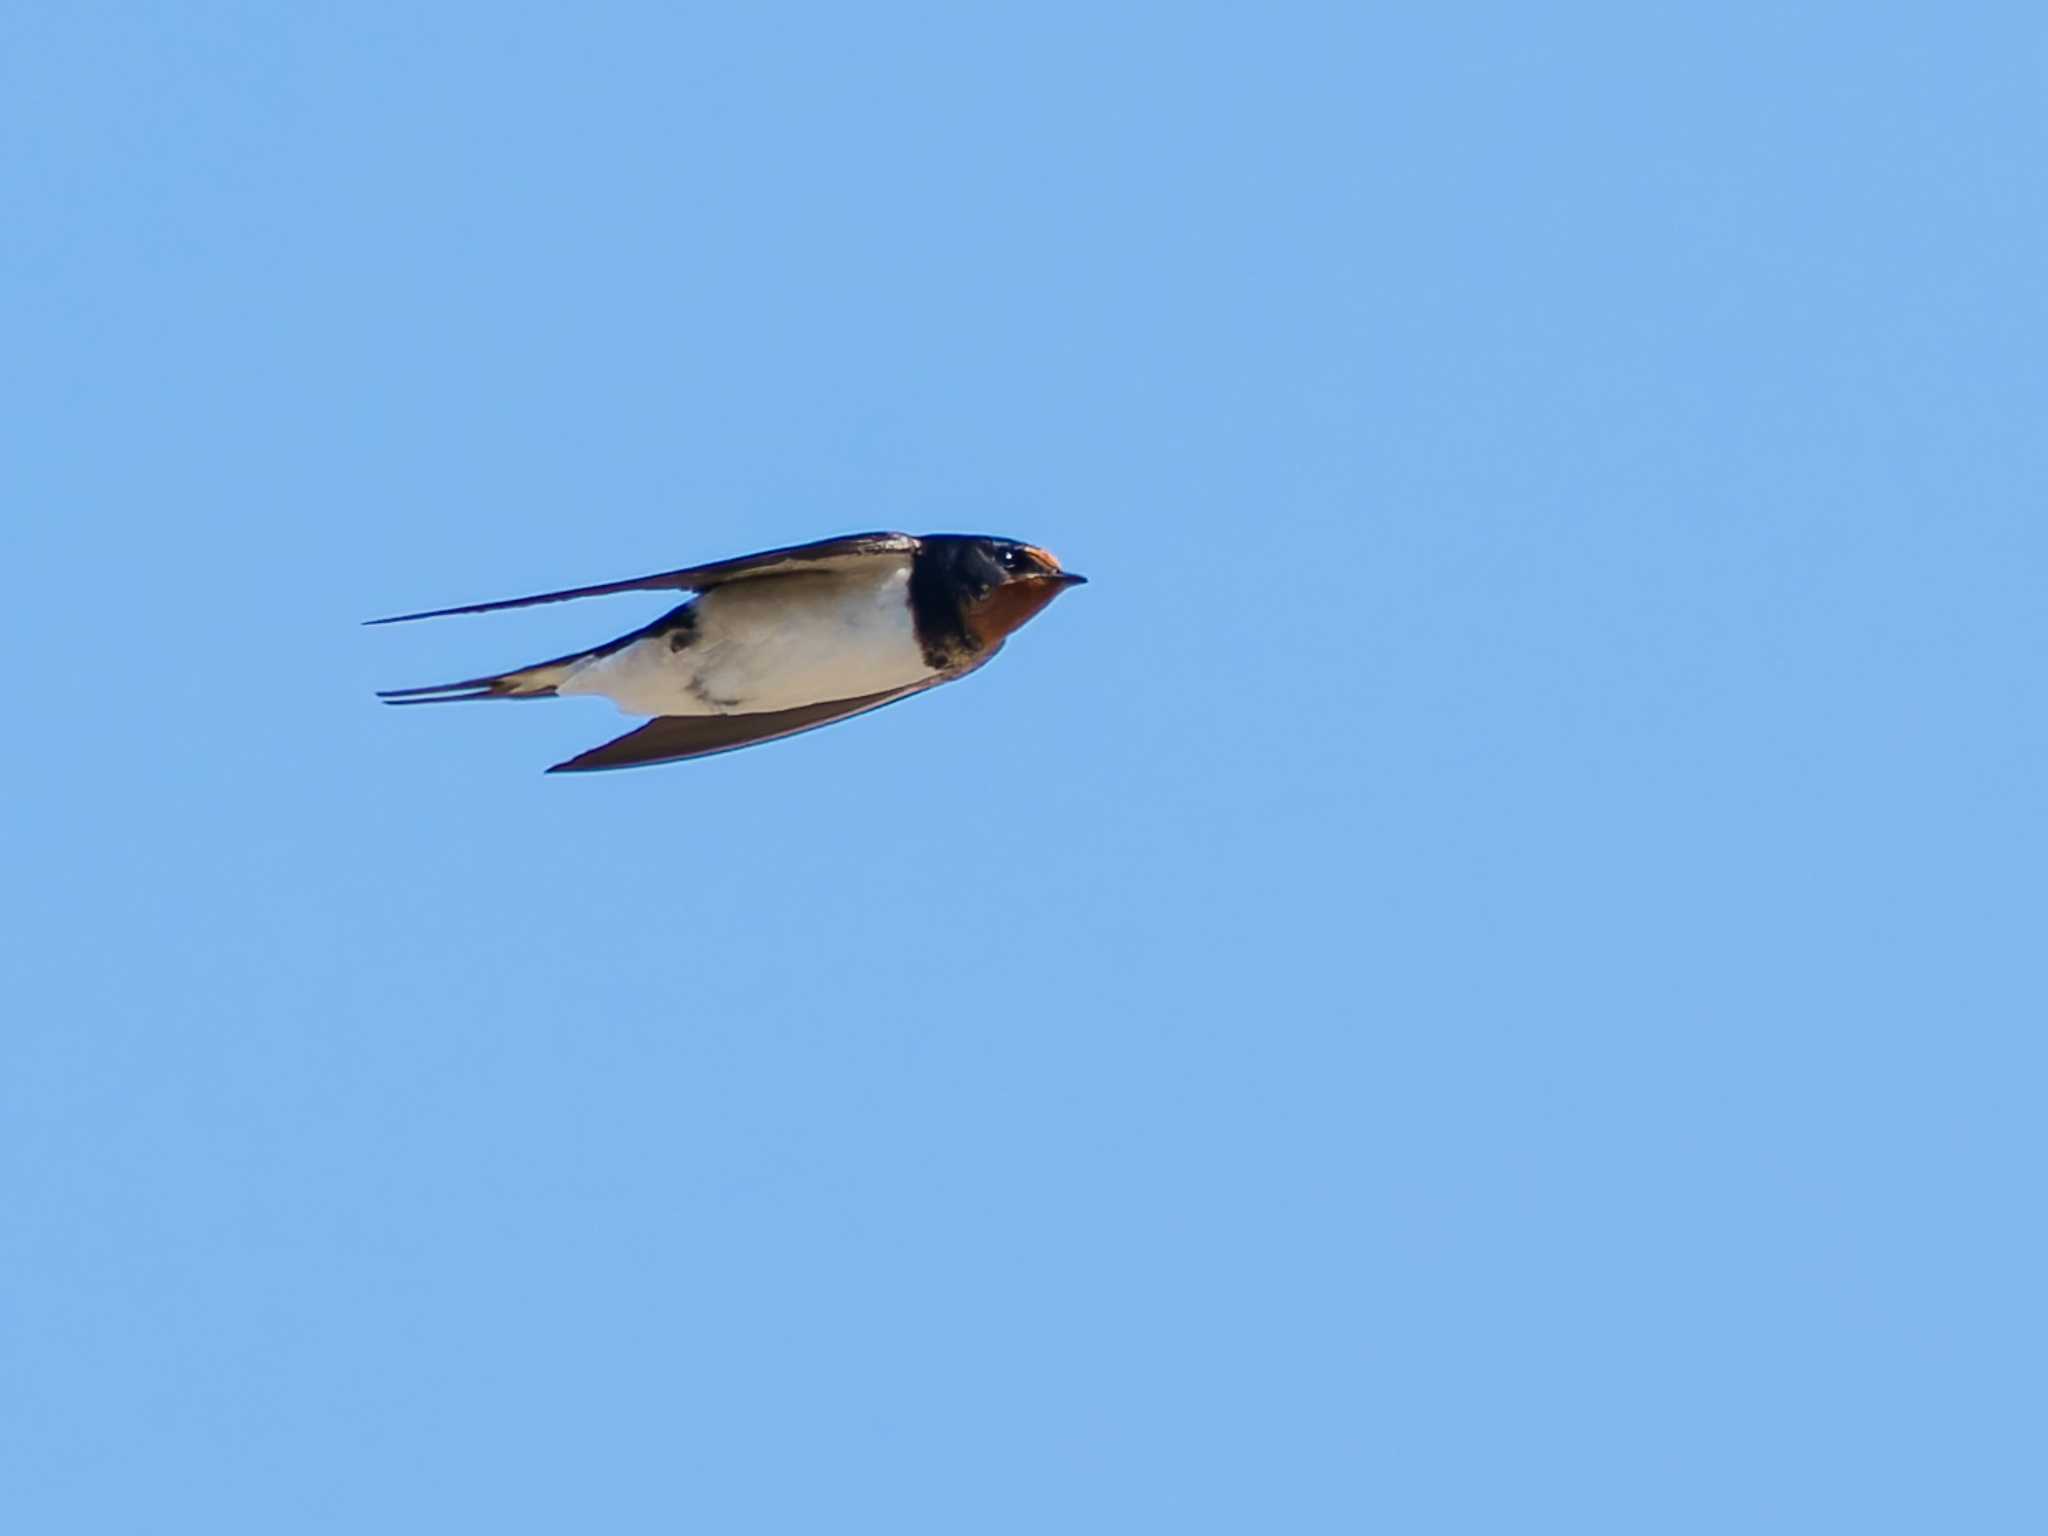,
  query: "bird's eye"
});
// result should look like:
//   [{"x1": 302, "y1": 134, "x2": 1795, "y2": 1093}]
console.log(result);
[{"x1": 999, "y1": 547, "x2": 1028, "y2": 571}]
